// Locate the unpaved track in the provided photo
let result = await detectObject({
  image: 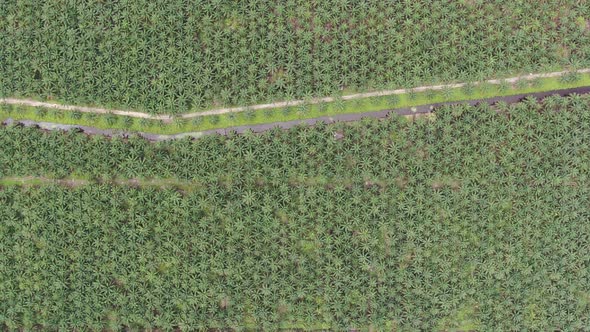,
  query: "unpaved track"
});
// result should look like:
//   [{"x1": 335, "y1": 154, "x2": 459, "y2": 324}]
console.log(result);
[
  {"x1": 0, "y1": 176, "x2": 200, "y2": 189},
  {"x1": 4, "y1": 85, "x2": 589, "y2": 141},
  {"x1": 1, "y1": 69, "x2": 589, "y2": 120}
]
